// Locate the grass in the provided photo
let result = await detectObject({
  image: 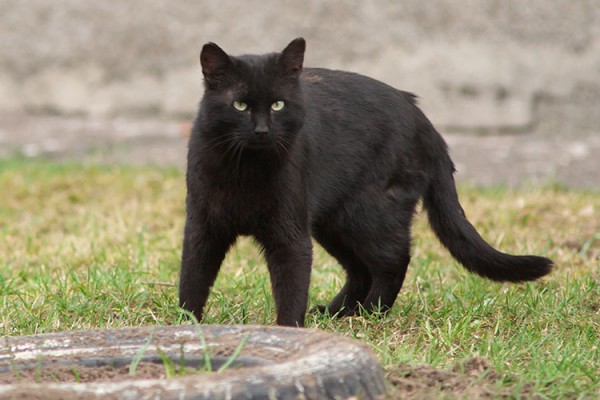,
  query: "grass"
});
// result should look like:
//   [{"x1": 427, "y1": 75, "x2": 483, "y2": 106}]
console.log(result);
[{"x1": 0, "y1": 158, "x2": 598, "y2": 398}]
